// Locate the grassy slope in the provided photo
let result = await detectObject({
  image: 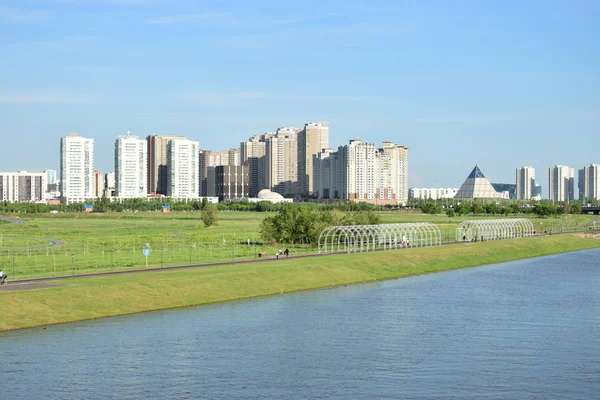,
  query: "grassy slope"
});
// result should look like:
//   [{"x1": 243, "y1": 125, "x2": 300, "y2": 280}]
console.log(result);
[{"x1": 2, "y1": 235, "x2": 599, "y2": 332}]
